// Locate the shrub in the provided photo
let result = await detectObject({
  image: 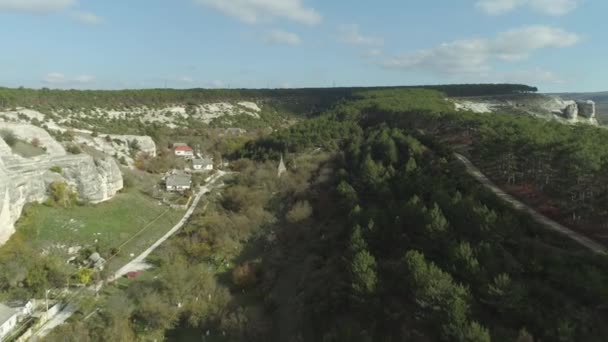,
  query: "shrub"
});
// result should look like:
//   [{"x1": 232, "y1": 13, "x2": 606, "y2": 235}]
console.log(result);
[
  {"x1": 48, "y1": 181, "x2": 78, "y2": 207},
  {"x1": 0, "y1": 129, "x2": 17, "y2": 146},
  {"x1": 66, "y1": 144, "x2": 82, "y2": 154},
  {"x1": 232, "y1": 262, "x2": 259, "y2": 289},
  {"x1": 31, "y1": 137, "x2": 41, "y2": 147},
  {"x1": 130, "y1": 139, "x2": 141, "y2": 151},
  {"x1": 49, "y1": 166, "x2": 62, "y2": 174},
  {"x1": 286, "y1": 200, "x2": 313, "y2": 223}
]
